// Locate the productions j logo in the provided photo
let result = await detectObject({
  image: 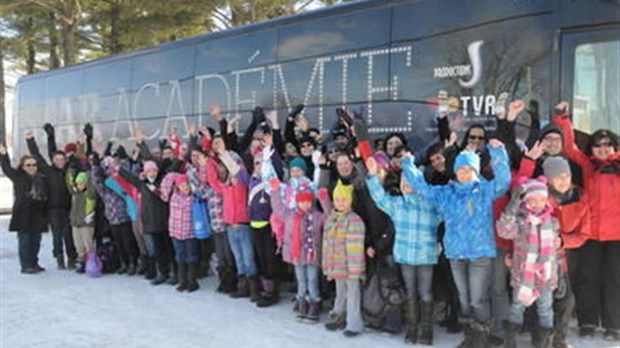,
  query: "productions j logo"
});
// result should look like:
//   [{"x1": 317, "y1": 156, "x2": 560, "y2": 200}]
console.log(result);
[{"x1": 459, "y1": 40, "x2": 484, "y2": 88}]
